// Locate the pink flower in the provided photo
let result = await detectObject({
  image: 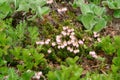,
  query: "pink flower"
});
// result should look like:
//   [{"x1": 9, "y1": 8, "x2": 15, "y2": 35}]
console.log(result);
[
  {"x1": 73, "y1": 49, "x2": 79, "y2": 54},
  {"x1": 66, "y1": 32, "x2": 70, "y2": 36},
  {"x1": 61, "y1": 7, "x2": 67, "y2": 11},
  {"x1": 48, "y1": 49, "x2": 52, "y2": 54},
  {"x1": 58, "y1": 46, "x2": 61, "y2": 49},
  {"x1": 72, "y1": 42, "x2": 78, "y2": 47},
  {"x1": 61, "y1": 31, "x2": 67, "y2": 36},
  {"x1": 69, "y1": 48, "x2": 73, "y2": 52},
  {"x1": 60, "y1": 45, "x2": 65, "y2": 49},
  {"x1": 46, "y1": 39, "x2": 51, "y2": 42},
  {"x1": 93, "y1": 32, "x2": 100, "y2": 38},
  {"x1": 56, "y1": 35, "x2": 62, "y2": 39},
  {"x1": 67, "y1": 40, "x2": 72, "y2": 45},
  {"x1": 67, "y1": 29, "x2": 72, "y2": 33},
  {"x1": 70, "y1": 32, "x2": 75, "y2": 36},
  {"x1": 37, "y1": 72, "x2": 42, "y2": 76},
  {"x1": 52, "y1": 42, "x2": 56, "y2": 46},
  {"x1": 97, "y1": 38, "x2": 101, "y2": 42},
  {"x1": 75, "y1": 44, "x2": 79, "y2": 48},
  {"x1": 71, "y1": 28, "x2": 74, "y2": 32},
  {"x1": 67, "y1": 28, "x2": 74, "y2": 33},
  {"x1": 56, "y1": 39, "x2": 61, "y2": 44},
  {"x1": 47, "y1": 0, "x2": 53, "y2": 4},
  {"x1": 45, "y1": 41, "x2": 49, "y2": 44},
  {"x1": 70, "y1": 35, "x2": 76, "y2": 40},
  {"x1": 45, "y1": 39, "x2": 51, "y2": 44},
  {"x1": 89, "y1": 51, "x2": 98, "y2": 58},
  {"x1": 33, "y1": 71, "x2": 42, "y2": 80},
  {"x1": 36, "y1": 41, "x2": 44, "y2": 45},
  {"x1": 57, "y1": 7, "x2": 67, "y2": 14},
  {"x1": 63, "y1": 26, "x2": 68, "y2": 31},
  {"x1": 67, "y1": 46, "x2": 71, "y2": 51},
  {"x1": 71, "y1": 40, "x2": 75, "y2": 44},
  {"x1": 63, "y1": 41, "x2": 67, "y2": 47},
  {"x1": 78, "y1": 40, "x2": 84, "y2": 45},
  {"x1": 56, "y1": 35, "x2": 62, "y2": 44}
]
